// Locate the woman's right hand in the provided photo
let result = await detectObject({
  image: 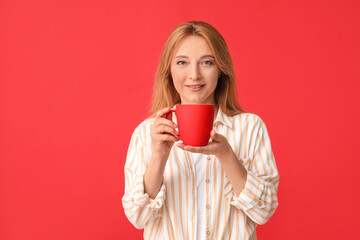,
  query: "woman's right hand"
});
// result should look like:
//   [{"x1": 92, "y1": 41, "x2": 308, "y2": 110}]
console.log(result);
[{"x1": 150, "y1": 107, "x2": 179, "y2": 161}]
